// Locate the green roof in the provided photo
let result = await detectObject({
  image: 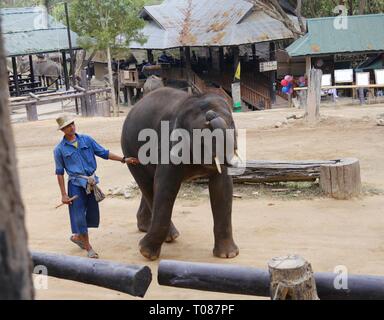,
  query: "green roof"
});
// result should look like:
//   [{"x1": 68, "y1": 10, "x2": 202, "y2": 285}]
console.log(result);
[
  {"x1": 1, "y1": 7, "x2": 81, "y2": 57},
  {"x1": 287, "y1": 14, "x2": 384, "y2": 57}
]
